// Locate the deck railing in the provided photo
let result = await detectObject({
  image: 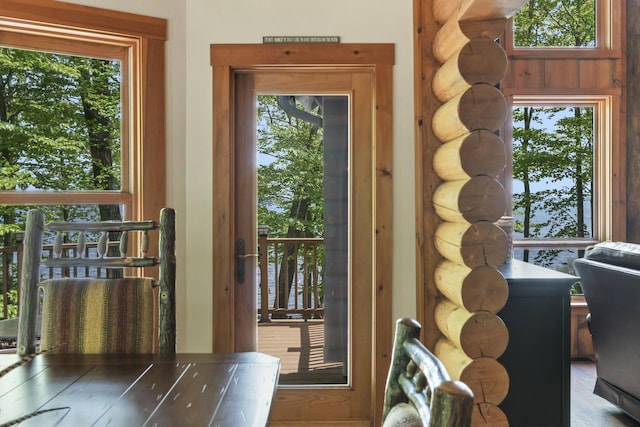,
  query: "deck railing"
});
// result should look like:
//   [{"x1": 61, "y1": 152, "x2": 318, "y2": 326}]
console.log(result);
[
  {"x1": 0, "y1": 234, "x2": 22, "y2": 320},
  {"x1": 0, "y1": 234, "x2": 123, "y2": 320},
  {"x1": 1, "y1": 231, "x2": 325, "y2": 322},
  {"x1": 258, "y1": 232, "x2": 324, "y2": 321}
]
